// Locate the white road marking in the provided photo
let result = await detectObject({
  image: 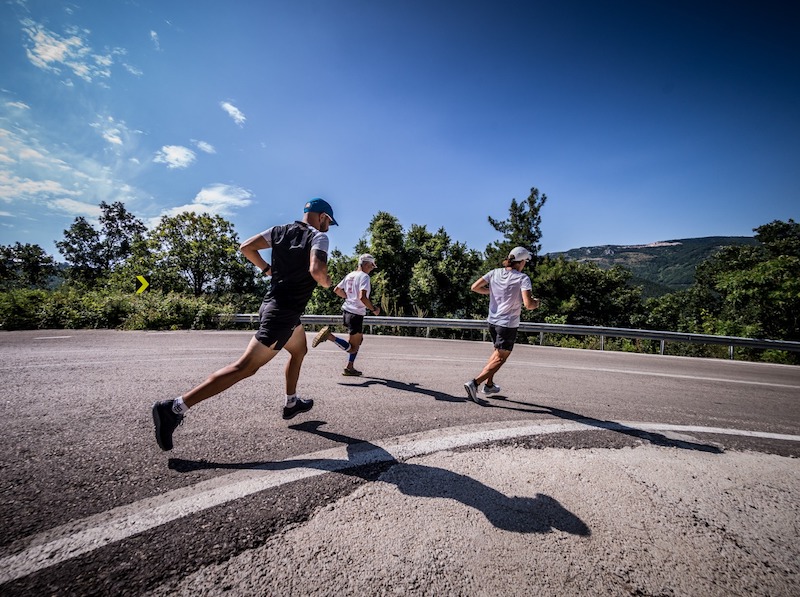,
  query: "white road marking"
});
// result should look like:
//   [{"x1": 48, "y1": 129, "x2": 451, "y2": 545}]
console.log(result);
[
  {"x1": 1, "y1": 420, "x2": 799, "y2": 584},
  {"x1": 366, "y1": 351, "x2": 800, "y2": 389},
  {"x1": 32, "y1": 336, "x2": 72, "y2": 340}
]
